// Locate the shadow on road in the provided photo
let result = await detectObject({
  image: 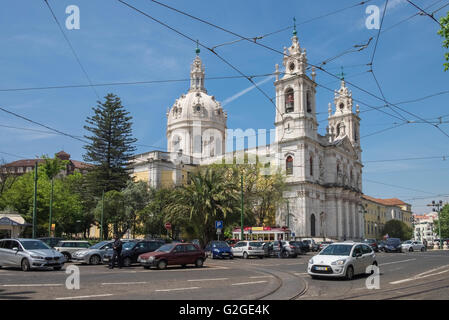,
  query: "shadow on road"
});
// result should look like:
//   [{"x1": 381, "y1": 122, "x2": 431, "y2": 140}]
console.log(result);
[{"x1": 0, "y1": 289, "x2": 34, "y2": 300}]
